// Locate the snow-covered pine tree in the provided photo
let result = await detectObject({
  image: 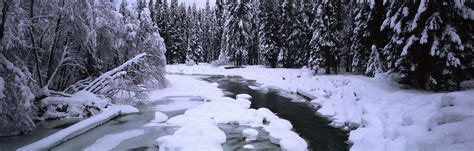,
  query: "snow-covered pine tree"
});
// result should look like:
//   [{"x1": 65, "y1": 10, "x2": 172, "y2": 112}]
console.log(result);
[
  {"x1": 211, "y1": 0, "x2": 225, "y2": 63},
  {"x1": 350, "y1": 1, "x2": 371, "y2": 73},
  {"x1": 133, "y1": 3, "x2": 168, "y2": 89},
  {"x1": 382, "y1": 0, "x2": 473, "y2": 90},
  {"x1": 366, "y1": 45, "x2": 383, "y2": 76},
  {"x1": 278, "y1": 0, "x2": 295, "y2": 68},
  {"x1": 258, "y1": 0, "x2": 280, "y2": 67},
  {"x1": 186, "y1": 3, "x2": 204, "y2": 64},
  {"x1": 219, "y1": 0, "x2": 252, "y2": 66},
  {"x1": 200, "y1": 0, "x2": 213, "y2": 62},
  {"x1": 294, "y1": 0, "x2": 314, "y2": 68},
  {"x1": 165, "y1": 0, "x2": 186, "y2": 64},
  {"x1": 309, "y1": 1, "x2": 339, "y2": 74},
  {"x1": 247, "y1": 0, "x2": 260, "y2": 65}
]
